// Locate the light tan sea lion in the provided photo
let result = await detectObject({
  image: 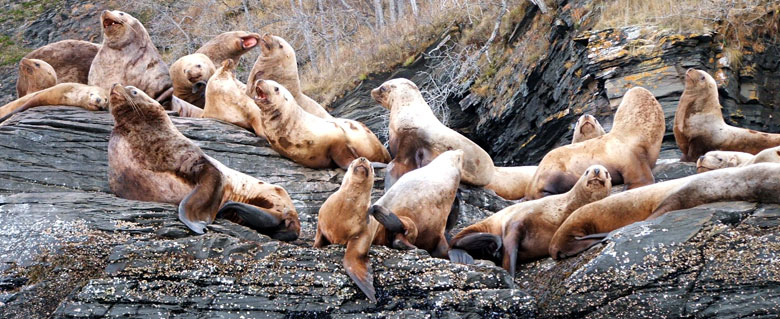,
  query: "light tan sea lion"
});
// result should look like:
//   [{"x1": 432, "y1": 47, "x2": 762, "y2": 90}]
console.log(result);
[
  {"x1": 484, "y1": 166, "x2": 537, "y2": 200},
  {"x1": 169, "y1": 53, "x2": 215, "y2": 108},
  {"x1": 743, "y1": 146, "x2": 780, "y2": 166},
  {"x1": 107, "y1": 83, "x2": 299, "y2": 240},
  {"x1": 89, "y1": 10, "x2": 172, "y2": 104},
  {"x1": 0, "y1": 83, "x2": 108, "y2": 123},
  {"x1": 674, "y1": 68, "x2": 780, "y2": 162},
  {"x1": 196, "y1": 31, "x2": 261, "y2": 66},
  {"x1": 525, "y1": 87, "x2": 665, "y2": 200},
  {"x1": 572, "y1": 114, "x2": 606, "y2": 144},
  {"x1": 16, "y1": 58, "x2": 57, "y2": 98},
  {"x1": 371, "y1": 78, "x2": 495, "y2": 188},
  {"x1": 450, "y1": 165, "x2": 611, "y2": 275},
  {"x1": 695, "y1": 150, "x2": 753, "y2": 173},
  {"x1": 202, "y1": 59, "x2": 264, "y2": 136},
  {"x1": 23, "y1": 39, "x2": 100, "y2": 84}
]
